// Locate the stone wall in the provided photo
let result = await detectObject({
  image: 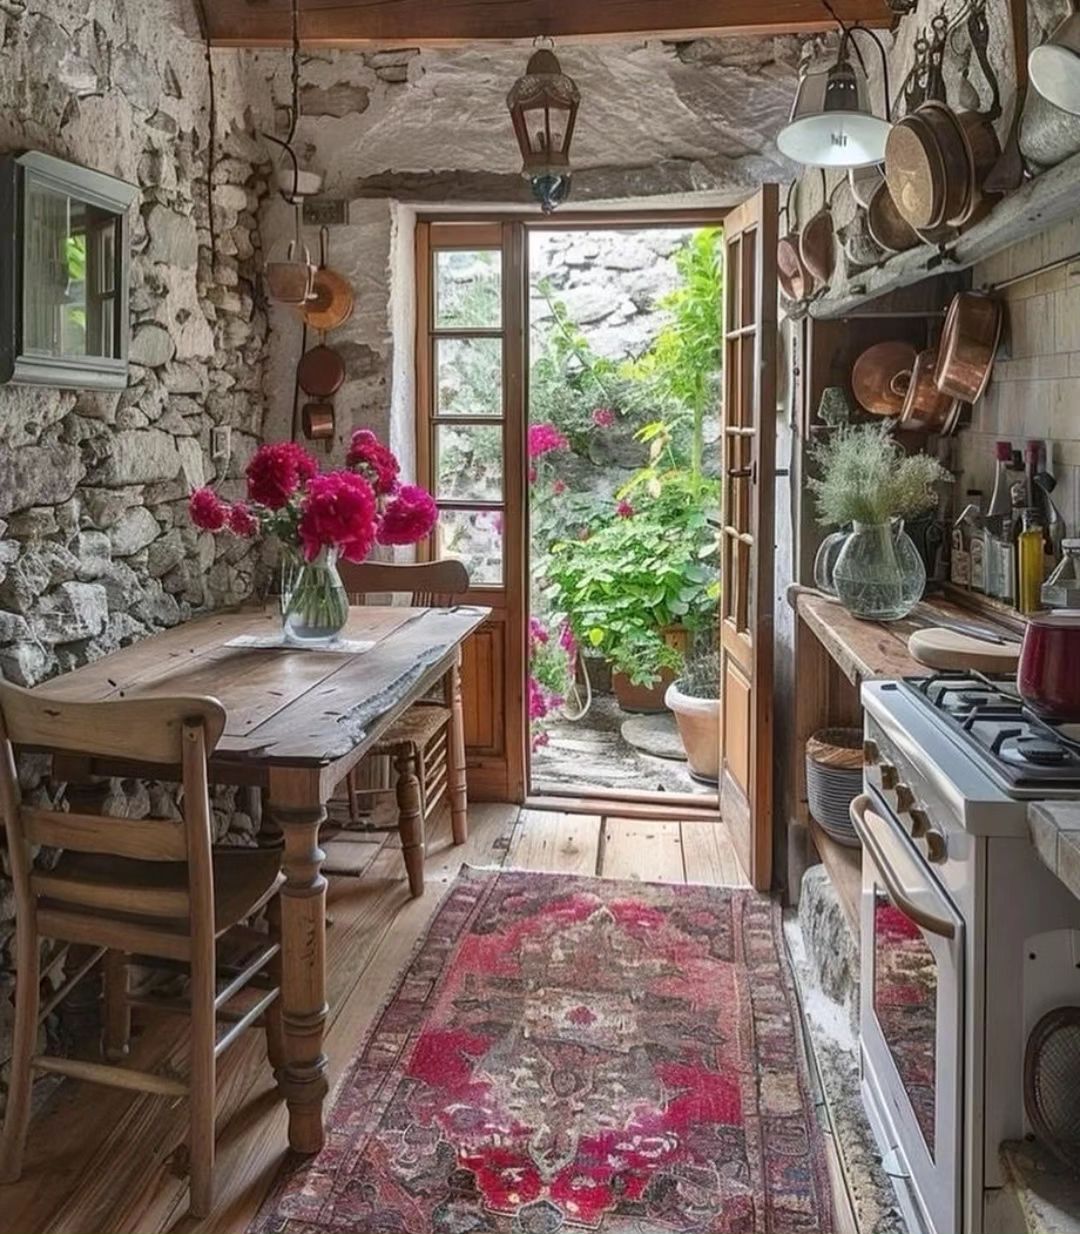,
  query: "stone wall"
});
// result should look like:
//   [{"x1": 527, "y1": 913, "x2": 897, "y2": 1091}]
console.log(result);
[{"x1": 0, "y1": 0, "x2": 273, "y2": 1076}]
